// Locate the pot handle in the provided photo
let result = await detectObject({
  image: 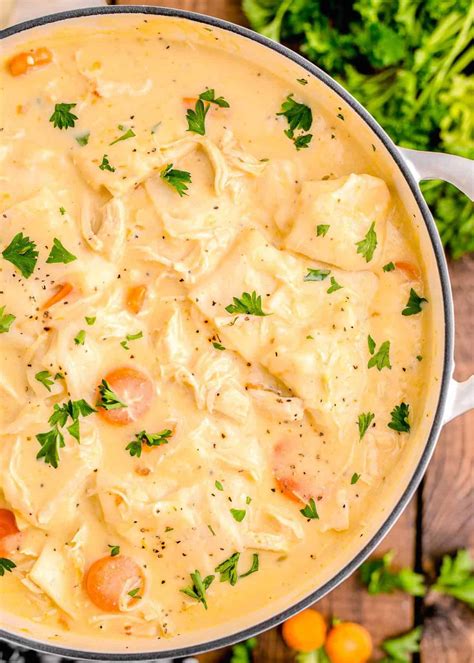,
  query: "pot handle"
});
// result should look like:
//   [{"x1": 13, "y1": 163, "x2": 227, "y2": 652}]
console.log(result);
[
  {"x1": 399, "y1": 146, "x2": 474, "y2": 423},
  {"x1": 398, "y1": 147, "x2": 474, "y2": 200}
]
